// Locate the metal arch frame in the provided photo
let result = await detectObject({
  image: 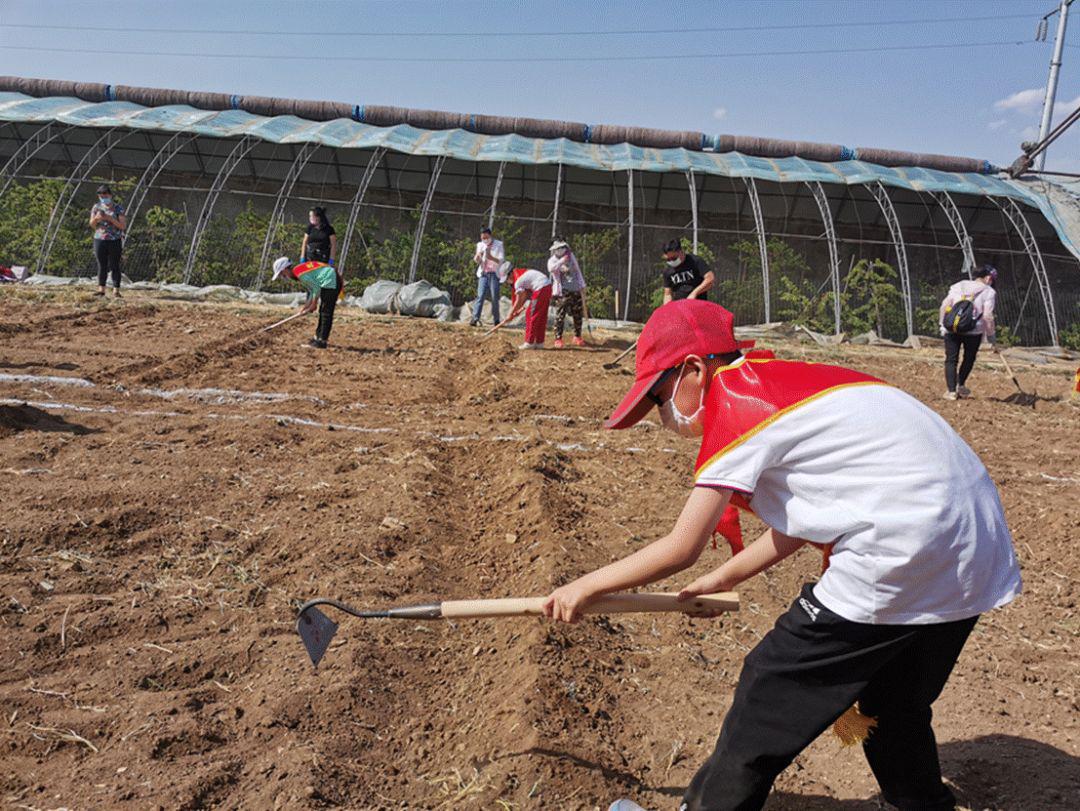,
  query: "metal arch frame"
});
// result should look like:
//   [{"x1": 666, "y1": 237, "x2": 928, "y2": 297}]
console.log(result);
[
  {"x1": 406, "y1": 154, "x2": 447, "y2": 284},
  {"x1": 124, "y1": 131, "x2": 198, "y2": 236},
  {"x1": 338, "y1": 147, "x2": 387, "y2": 274},
  {"x1": 624, "y1": 169, "x2": 634, "y2": 322},
  {"x1": 255, "y1": 142, "x2": 318, "y2": 289},
  {"x1": 742, "y1": 177, "x2": 771, "y2": 323},
  {"x1": 0, "y1": 122, "x2": 76, "y2": 201},
  {"x1": 550, "y1": 162, "x2": 564, "y2": 240},
  {"x1": 805, "y1": 181, "x2": 843, "y2": 335},
  {"x1": 37, "y1": 127, "x2": 134, "y2": 274},
  {"x1": 867, "y1": 181, "x2": 915, "y2": 339},
  {"x1": 487, "y1": 160, "x2": 506, "y2": 231},
  {"x1": 686, "y1": 169, "x2": 699, "y2": 252},
  {"x1": 183, "y1": 135, "x2": 259, "y2": 284},
  {"x1": 931, "y1": 191, "x2": 976, "y2": 279},
  {"x1": 989, "y1": 196, "x2": 1060, "y2": 347}
]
